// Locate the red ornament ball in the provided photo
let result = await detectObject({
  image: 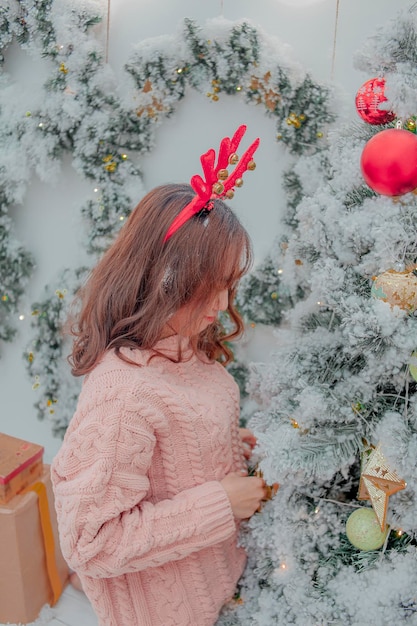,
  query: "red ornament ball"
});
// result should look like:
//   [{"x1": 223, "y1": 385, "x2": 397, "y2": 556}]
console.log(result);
[
  {"x1": 355, "y1": 77, "x2": 395, "y2": 125},
  {"x1": 360, "y1": 128, "x2": 417, "y2": 196}
]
